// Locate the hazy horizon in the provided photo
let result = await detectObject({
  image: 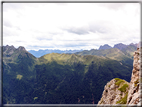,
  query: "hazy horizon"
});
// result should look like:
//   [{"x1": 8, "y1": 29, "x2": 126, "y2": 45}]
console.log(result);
[{"x1": 3, "y1": 41, "x2": 139, "y2": 51}]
